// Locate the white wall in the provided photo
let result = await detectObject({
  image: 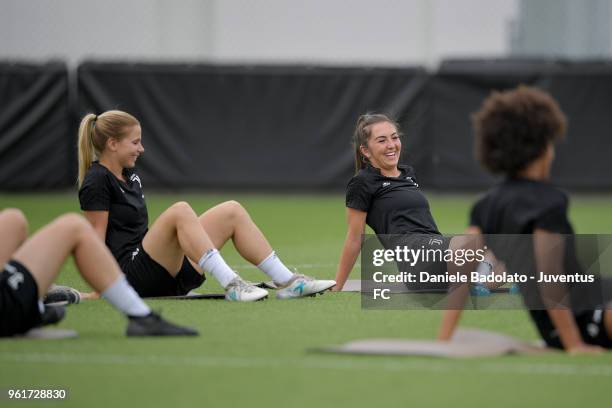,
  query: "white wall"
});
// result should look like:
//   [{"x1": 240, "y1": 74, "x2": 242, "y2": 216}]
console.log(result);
[
  {"x1": 211, "y1": 0, "x2": 431, "y2": 65},
  {"x1": 0, "y1": 0, "x2": 214, "y2": 63},
  {"x1": 213, "y1": 0, "x2": 518, "y2": 65},
  {"x1": 432, "y1": 0, "x2": 518, "y2": 60},
  {"x1": 0, "y1": 0, "x2": 518, "y2": 67}
]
